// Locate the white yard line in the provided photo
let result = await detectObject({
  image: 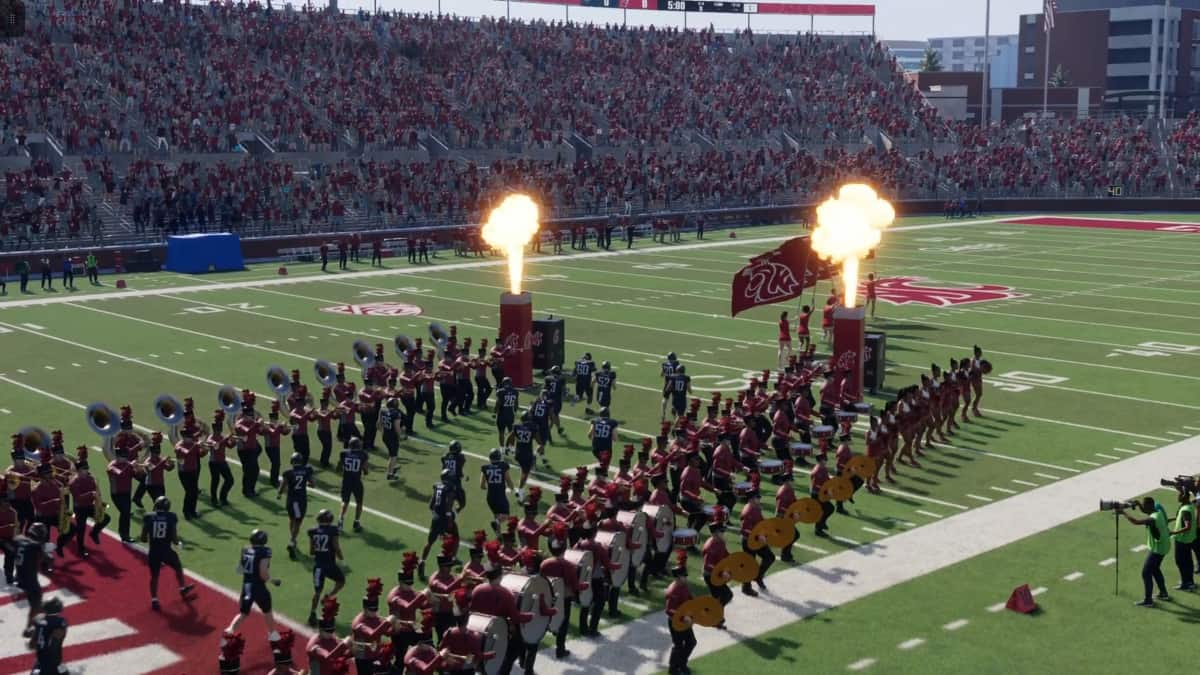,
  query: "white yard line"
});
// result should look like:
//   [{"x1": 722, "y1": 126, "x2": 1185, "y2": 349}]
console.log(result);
[
  {"x1": 1099, "y1": 558, "x2": 1117, "y2": 567},
  {"x1": 542, "y1": 431, "x2": 1200, "y2": 675},
  {"x1": 915, "y1": 510, "x2": 944, "y2": 519},
  {"x1": 1095, "y1": 453, "x2": 1121, "y2": 460},
  {"x1": 897, "y1": 638, "x2": 925, "y2": 650},
  {"x1": 965, "y1": 494, "x2": 994, "y2": 503},
  {"x1": 989, "y1": 486, "x2": 1017, "y2": 495},
  {"x1": 1064, "y1": 572, "x2": 1084, "y2": 582},
  {"x1": 847, "y1": 658, "x2": 877, "y2": 671},
  {"x1": 1011, "y1": 479, "x2": 1039, "y2": 487},
  {"x1": 1034, "y1": 473, "x2": 1062, "y2": 481},
  {"x1": 943, "y1": 619, "x2": 969, "y2": 631}
]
